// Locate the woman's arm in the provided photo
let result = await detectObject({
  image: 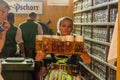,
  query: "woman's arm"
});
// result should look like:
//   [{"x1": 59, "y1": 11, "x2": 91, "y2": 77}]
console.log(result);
[
  {"x1": 35, "y1": 38, "x2": 46, "y2": 61},
  {"x1": 80, "y1": 47, "x2": 91, "y2": 64},
  {"x1": 35, "y1": 51, "x2": 46, "y2": 61}
]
